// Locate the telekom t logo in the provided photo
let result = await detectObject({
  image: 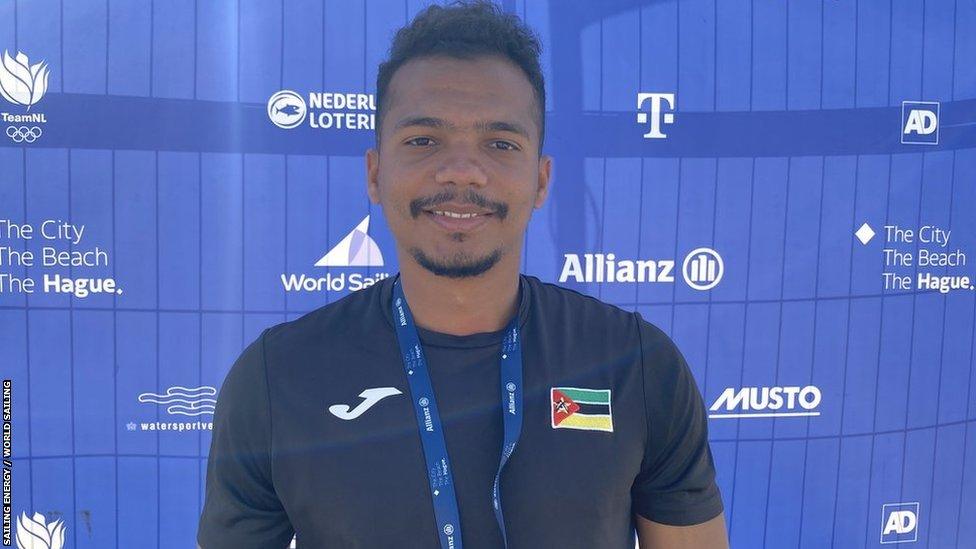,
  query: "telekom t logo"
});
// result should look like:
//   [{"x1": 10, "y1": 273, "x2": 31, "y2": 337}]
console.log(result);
[{"x1": 636, "y1": 92, "x2": 676, "y2": 139}]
